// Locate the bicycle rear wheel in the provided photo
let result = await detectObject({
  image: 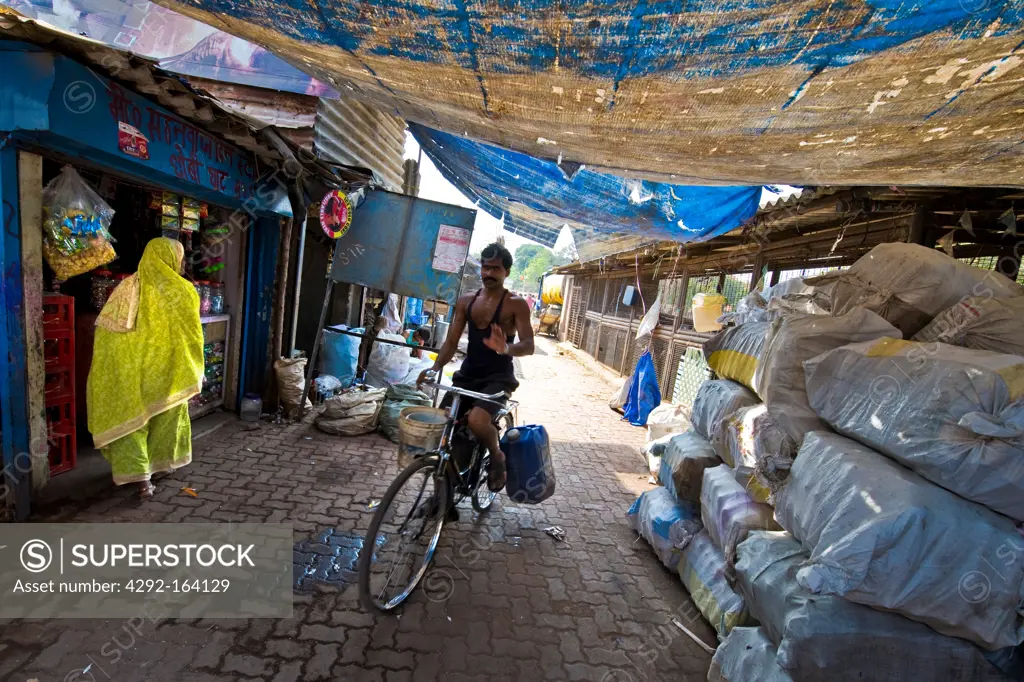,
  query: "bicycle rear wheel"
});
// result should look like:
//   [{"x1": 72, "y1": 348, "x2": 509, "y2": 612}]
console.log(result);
[{"x1": 358, "y1": 455, "x2": 449, "y2": 613}]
